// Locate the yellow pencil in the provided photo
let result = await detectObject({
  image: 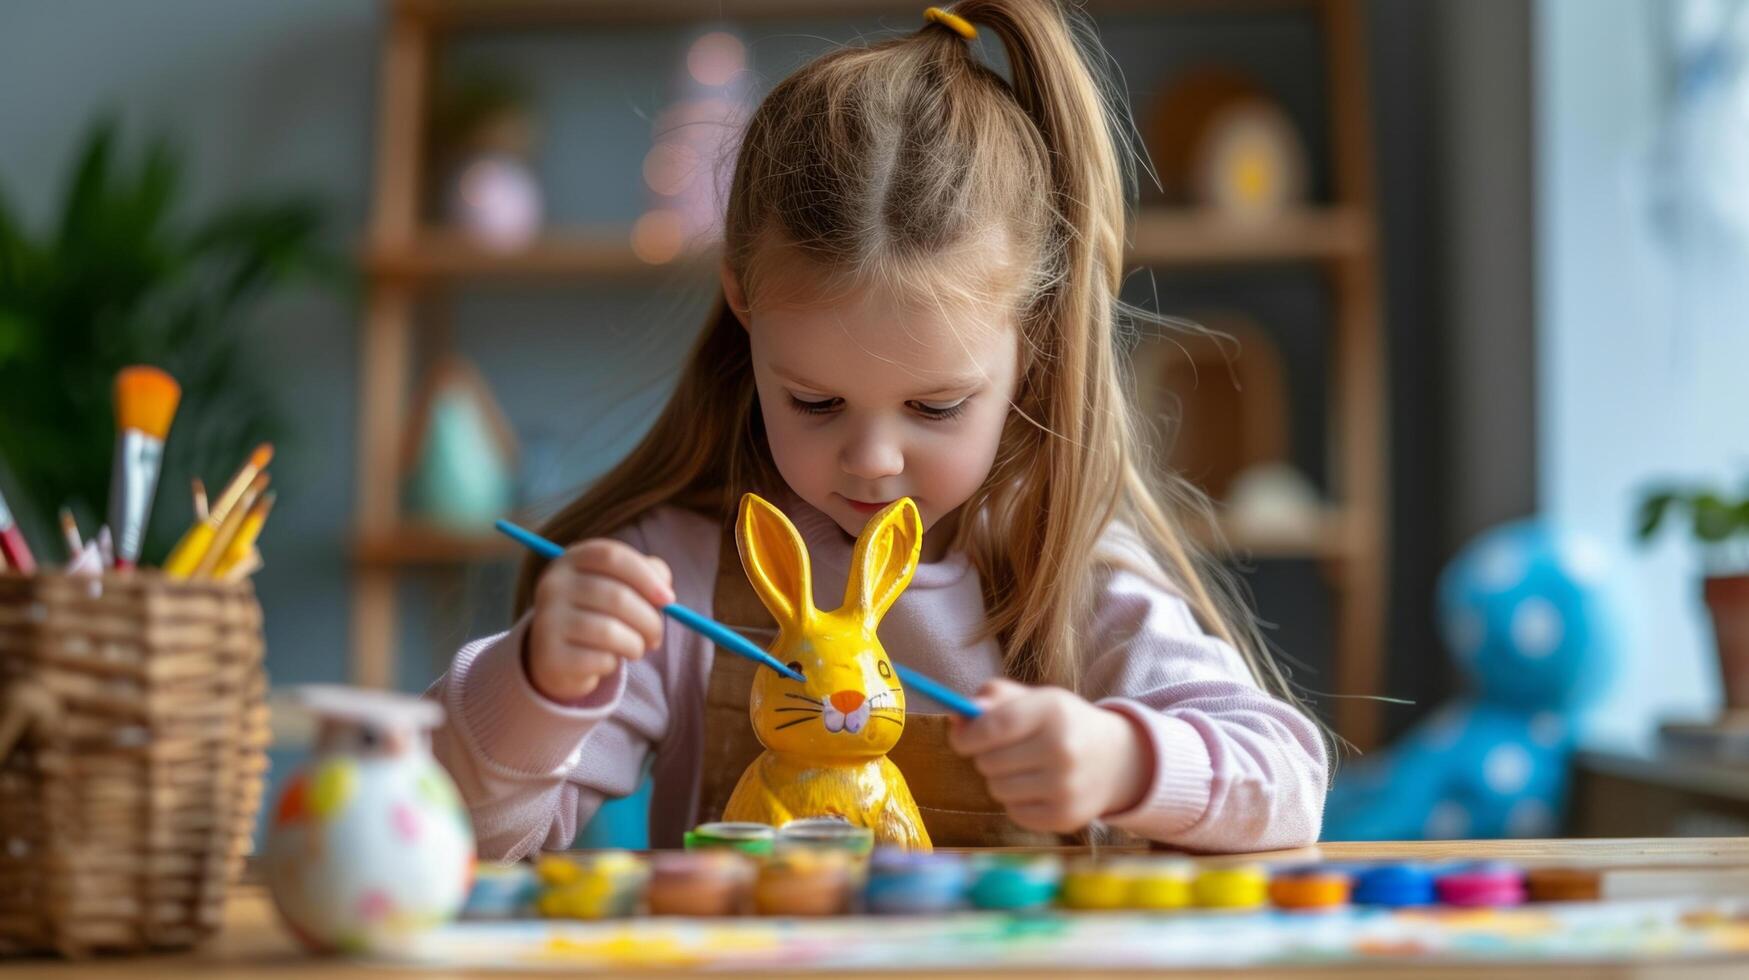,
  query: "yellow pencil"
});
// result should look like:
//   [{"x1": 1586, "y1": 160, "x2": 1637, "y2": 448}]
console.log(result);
[
  {"x1": 209, "y1": 444, "x2": 273, "y2": 523},
  {"x1": 163, "y1": 444, "x2": 272, "y2": 578},
  {"x1": 211, "y1": 492, "x2": 274, "y2": 580},
  {"x1": 221, "y1": 550, "x2": 263, "y2": 582},
  {"x1": 192, "y1": 473, "x2": 268, "y2": 579}
]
